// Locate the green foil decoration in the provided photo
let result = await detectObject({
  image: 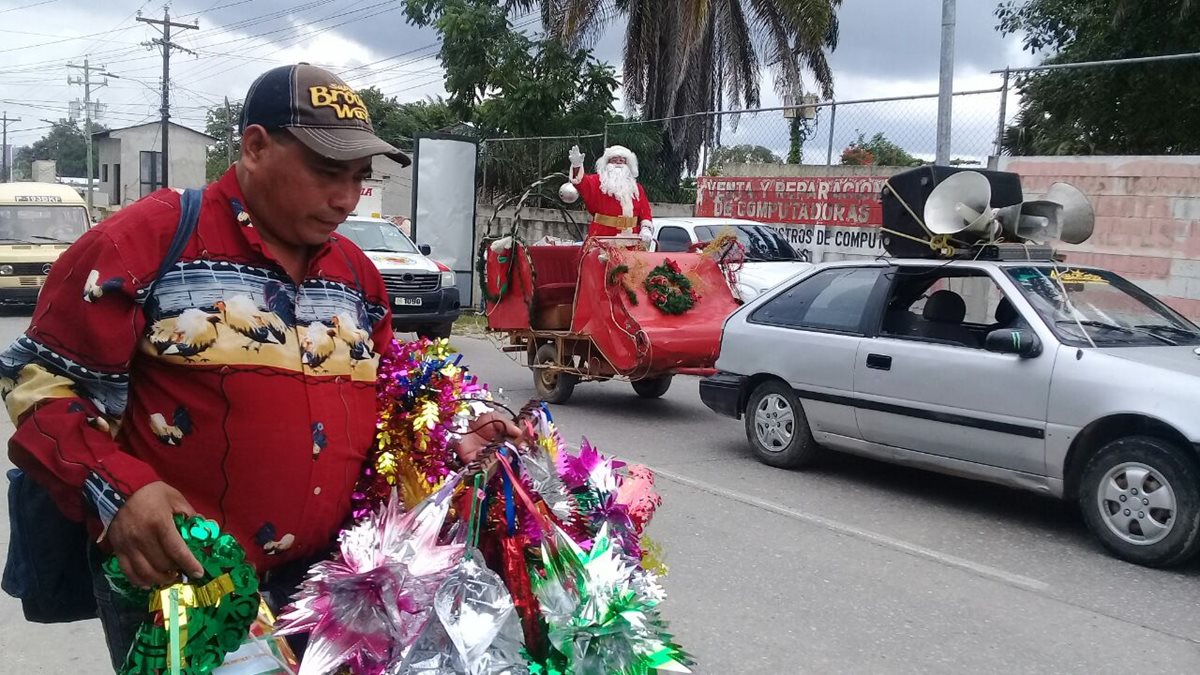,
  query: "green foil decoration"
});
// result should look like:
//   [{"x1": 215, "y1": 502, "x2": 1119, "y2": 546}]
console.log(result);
[{"x1": 104, "y1": 515, "x2": 259, "y2": 675}]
